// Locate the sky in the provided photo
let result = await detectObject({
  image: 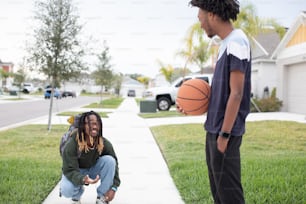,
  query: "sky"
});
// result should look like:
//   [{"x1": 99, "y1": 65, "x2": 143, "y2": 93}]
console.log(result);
[{"x1": 0, "y1": 0, "x2": 305, "y2": 78}]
